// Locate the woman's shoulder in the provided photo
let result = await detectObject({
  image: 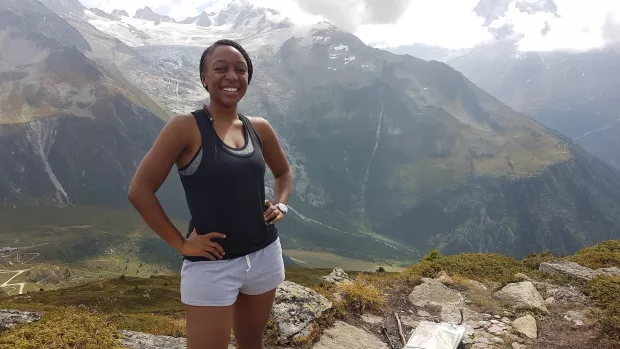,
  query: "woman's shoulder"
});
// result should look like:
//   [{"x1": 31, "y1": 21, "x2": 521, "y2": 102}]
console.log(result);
[{"x1": 245, "y1": 116, "x2": 276, "y2": 141}]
